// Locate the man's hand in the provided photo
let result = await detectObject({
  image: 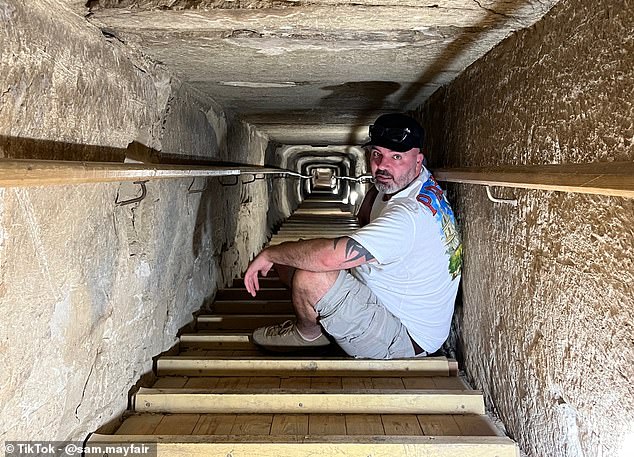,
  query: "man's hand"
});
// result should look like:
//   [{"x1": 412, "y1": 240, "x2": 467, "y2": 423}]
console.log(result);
[{"x1": 244, "y1": 250, "x2": 274, "y2": 297}]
